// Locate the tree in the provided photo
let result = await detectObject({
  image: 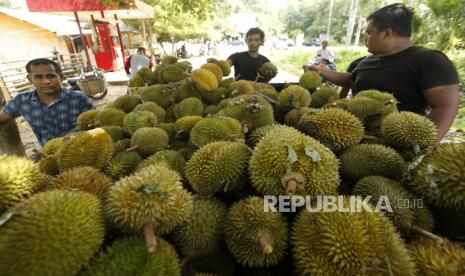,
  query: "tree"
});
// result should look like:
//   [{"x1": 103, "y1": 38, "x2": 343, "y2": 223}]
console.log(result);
[{"x1": 326, "y1": 0, "x2": 334, "y2": 38}]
